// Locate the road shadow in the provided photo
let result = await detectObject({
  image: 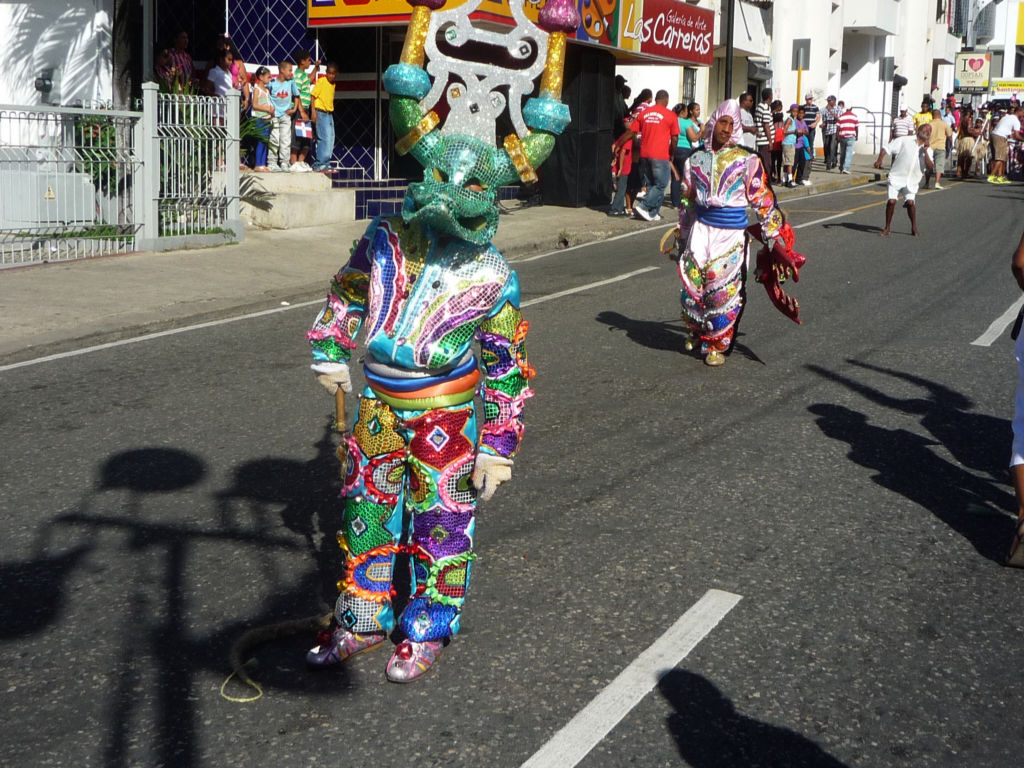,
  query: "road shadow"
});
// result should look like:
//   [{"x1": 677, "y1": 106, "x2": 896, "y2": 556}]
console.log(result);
[
  {"x1": 596, "y1": 310, "x2": 690, "y2": 354},
  {"x1": 658, "y1": 669, "x2": 849, "y2": 767},
  {"x1": 33, "y1": 438, "x2": 355, "y2": 768},
  {"x1": 821, "y1": 221, "x2": 884, "y2": 234},
  {"x1": 808, "y1": 362, "x2": 1015, "y2": 563}
]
